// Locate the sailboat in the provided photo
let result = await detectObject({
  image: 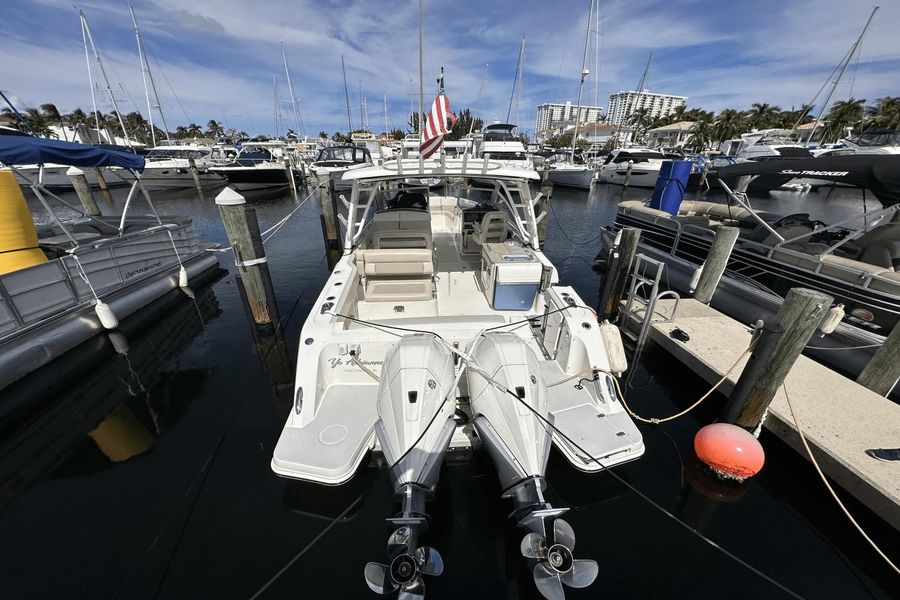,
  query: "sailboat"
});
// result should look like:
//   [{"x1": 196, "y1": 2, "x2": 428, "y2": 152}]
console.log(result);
[{"x1": 547, "y1": 0, "x2": 597, "y2": 190}]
